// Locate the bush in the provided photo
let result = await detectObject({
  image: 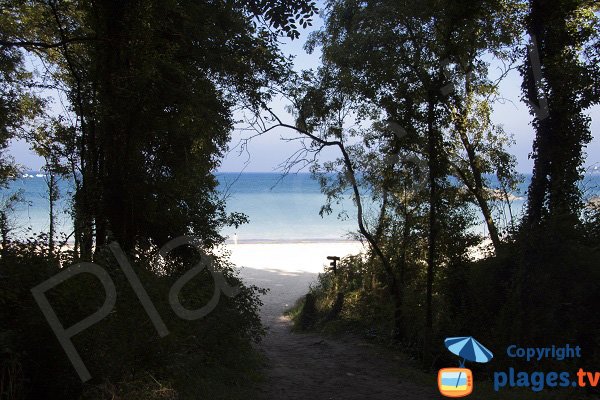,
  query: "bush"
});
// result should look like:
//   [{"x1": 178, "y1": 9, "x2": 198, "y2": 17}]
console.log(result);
[
  {"x1": 289, "y1": 255, "x2": 397, "y2": 338},
  {"x1": 0, "y1": 238, "x2": 265, "y2": 400}
]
